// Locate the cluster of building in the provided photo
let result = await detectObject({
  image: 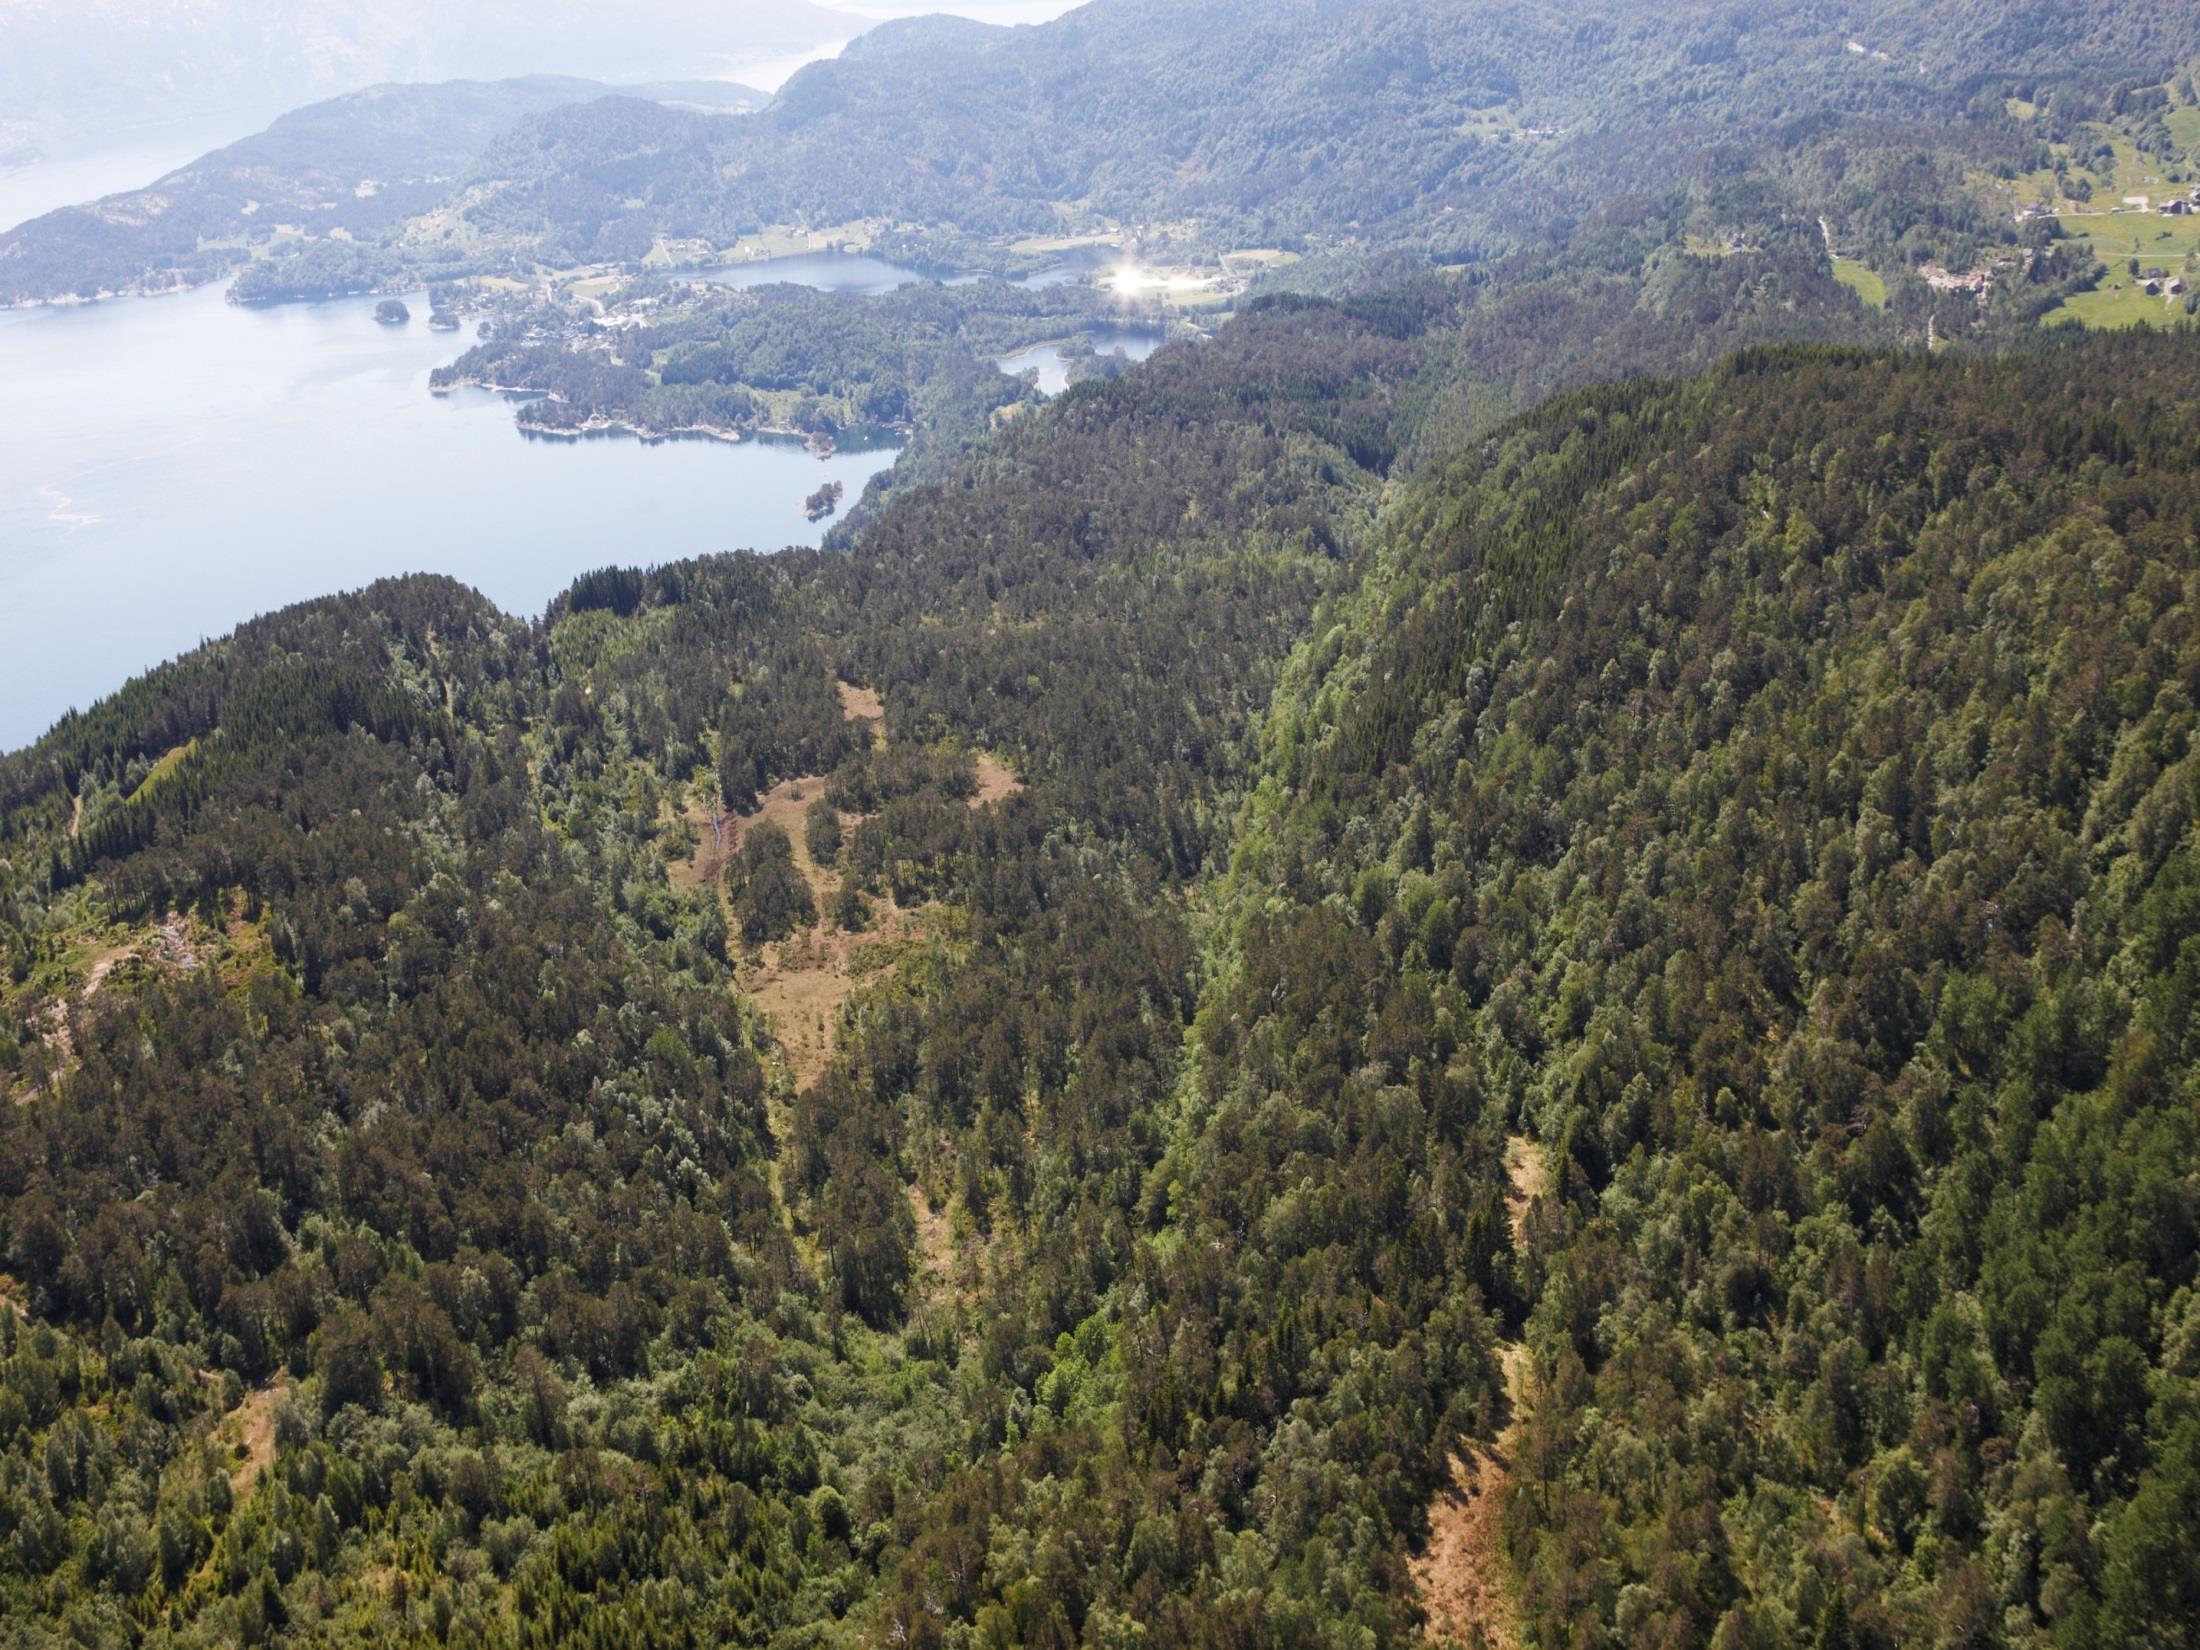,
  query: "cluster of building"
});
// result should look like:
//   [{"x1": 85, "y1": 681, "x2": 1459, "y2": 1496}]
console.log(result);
[{"x1": 1920, "y1": 262, "x2": 1993, "y2": 295}]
